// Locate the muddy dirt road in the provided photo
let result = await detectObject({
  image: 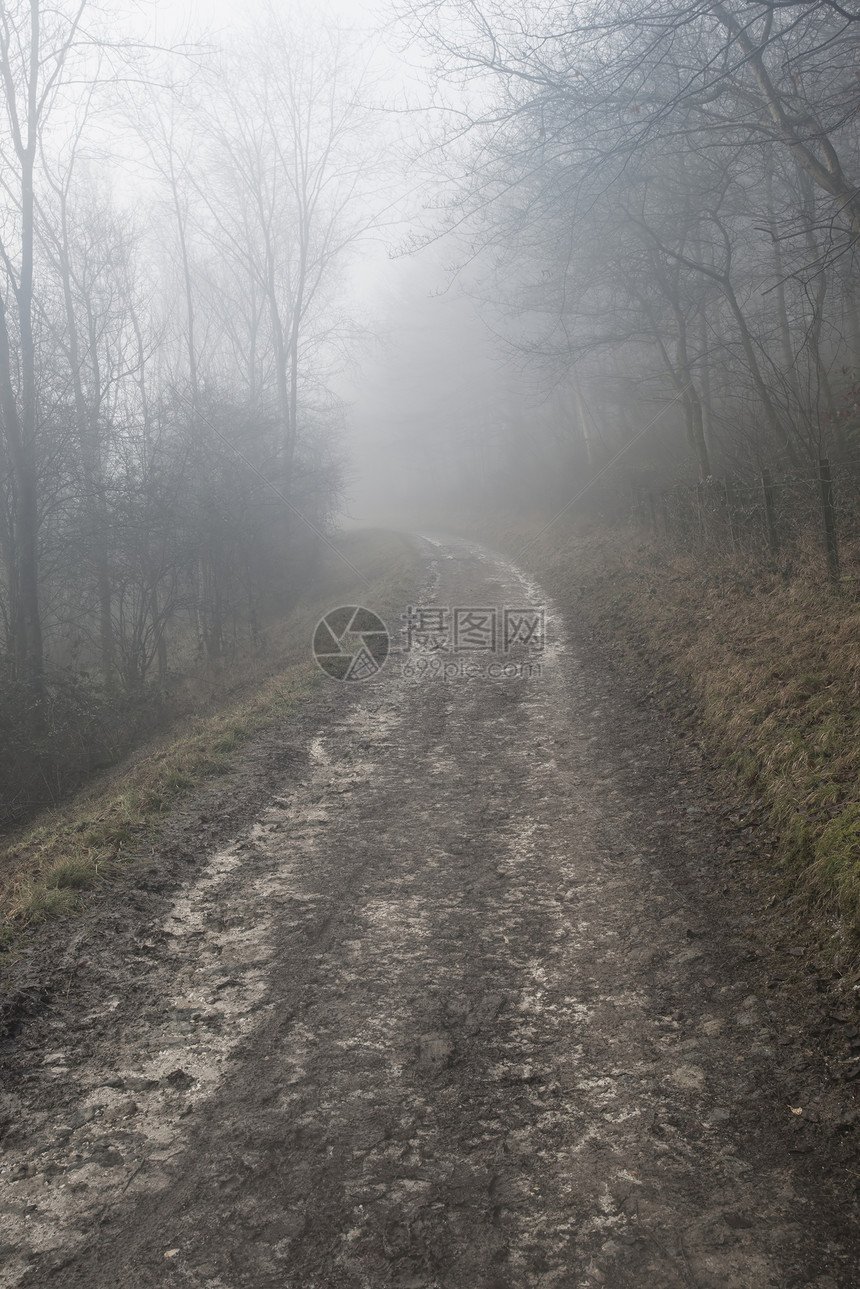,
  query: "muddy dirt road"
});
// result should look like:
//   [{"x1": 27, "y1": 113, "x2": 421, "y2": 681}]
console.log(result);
[{"x1": 1, "y1": 536, "x2": 858, "y2": 1288}]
